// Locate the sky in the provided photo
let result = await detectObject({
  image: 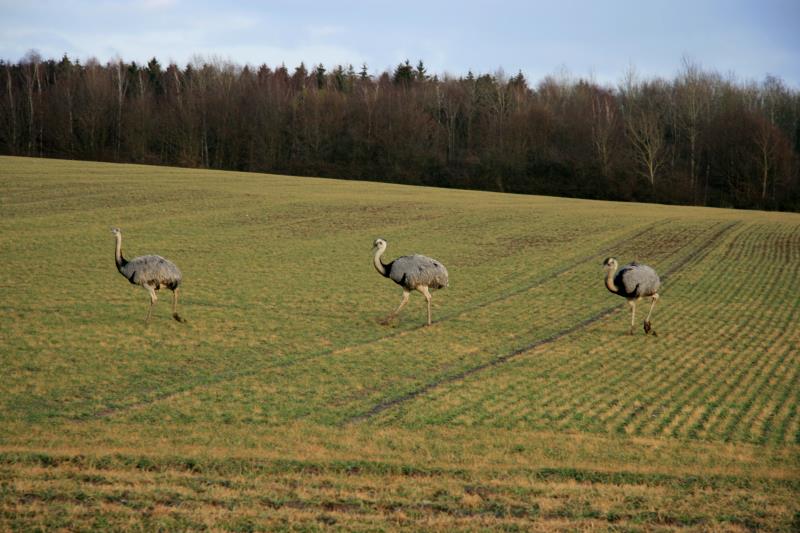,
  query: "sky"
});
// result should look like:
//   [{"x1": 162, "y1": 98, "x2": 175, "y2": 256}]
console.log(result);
[{"x1": 1, "y1": 0, "x2": 798, "y2": 87}]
